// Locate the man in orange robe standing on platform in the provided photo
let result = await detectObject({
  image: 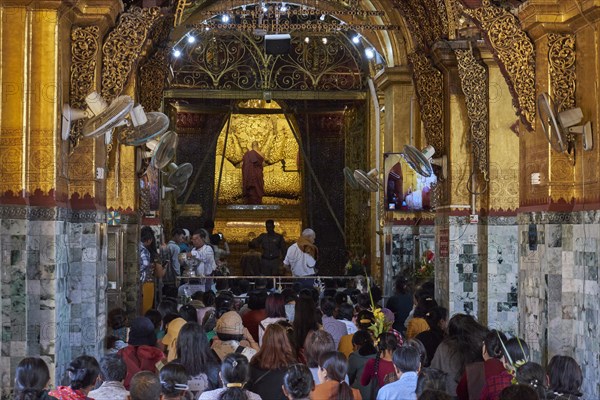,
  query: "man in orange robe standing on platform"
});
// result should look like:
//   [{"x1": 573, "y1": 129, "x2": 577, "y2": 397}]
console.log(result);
[{"x1": 242, "y1": 140, "x2": 265, "y2": 204}]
